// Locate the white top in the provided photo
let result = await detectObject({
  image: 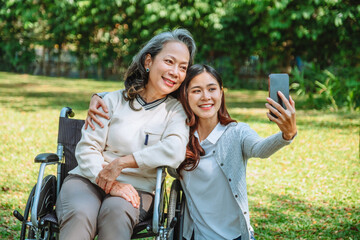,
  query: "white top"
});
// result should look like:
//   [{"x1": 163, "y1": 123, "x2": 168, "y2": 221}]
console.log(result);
[
  {"x1": 70, "y1": 89, "x2": 189, "y2": 193},
  {"x1": 181, "y1": 123, "x2": 243, "y2": 240},
  {"x1": 180, "y1": 121, "x2": 294, "y2": 240}
]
